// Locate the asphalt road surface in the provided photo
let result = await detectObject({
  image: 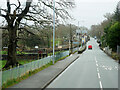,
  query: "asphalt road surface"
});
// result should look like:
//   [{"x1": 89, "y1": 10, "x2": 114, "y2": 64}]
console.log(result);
[{"x1": 47, "y1": 38, "x2": 118, "y2": 89}]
